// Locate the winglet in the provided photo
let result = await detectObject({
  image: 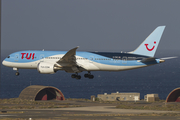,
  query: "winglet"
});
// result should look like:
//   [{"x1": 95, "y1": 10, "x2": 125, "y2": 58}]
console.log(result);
[{"x1": 131, "y1": 26, "x2": 166, "y2": 57}]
